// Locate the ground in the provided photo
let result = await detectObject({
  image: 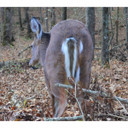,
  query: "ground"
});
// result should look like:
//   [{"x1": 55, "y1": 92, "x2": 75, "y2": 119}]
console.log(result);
[{"x1": 0, "y1": 37, "x2": 128, "y2": 121}]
